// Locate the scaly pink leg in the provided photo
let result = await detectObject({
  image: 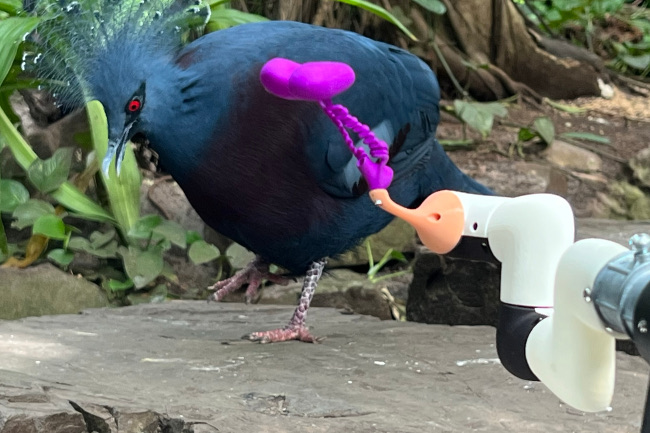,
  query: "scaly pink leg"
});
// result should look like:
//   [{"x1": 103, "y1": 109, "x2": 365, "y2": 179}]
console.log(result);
[
  {"x1": 207, "y1": 256, "x2": 290, "y2": 304},
  {"x1": 246, "y1": 258, "x2": 326, "y2": 343}
]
